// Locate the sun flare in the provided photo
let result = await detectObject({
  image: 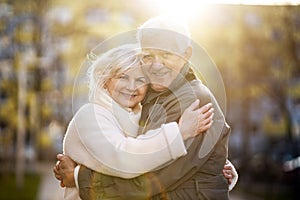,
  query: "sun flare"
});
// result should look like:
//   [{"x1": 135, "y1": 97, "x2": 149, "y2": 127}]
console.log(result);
[{"x1": 151, "y1": 0, "x2": 300, "y2": 23}]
